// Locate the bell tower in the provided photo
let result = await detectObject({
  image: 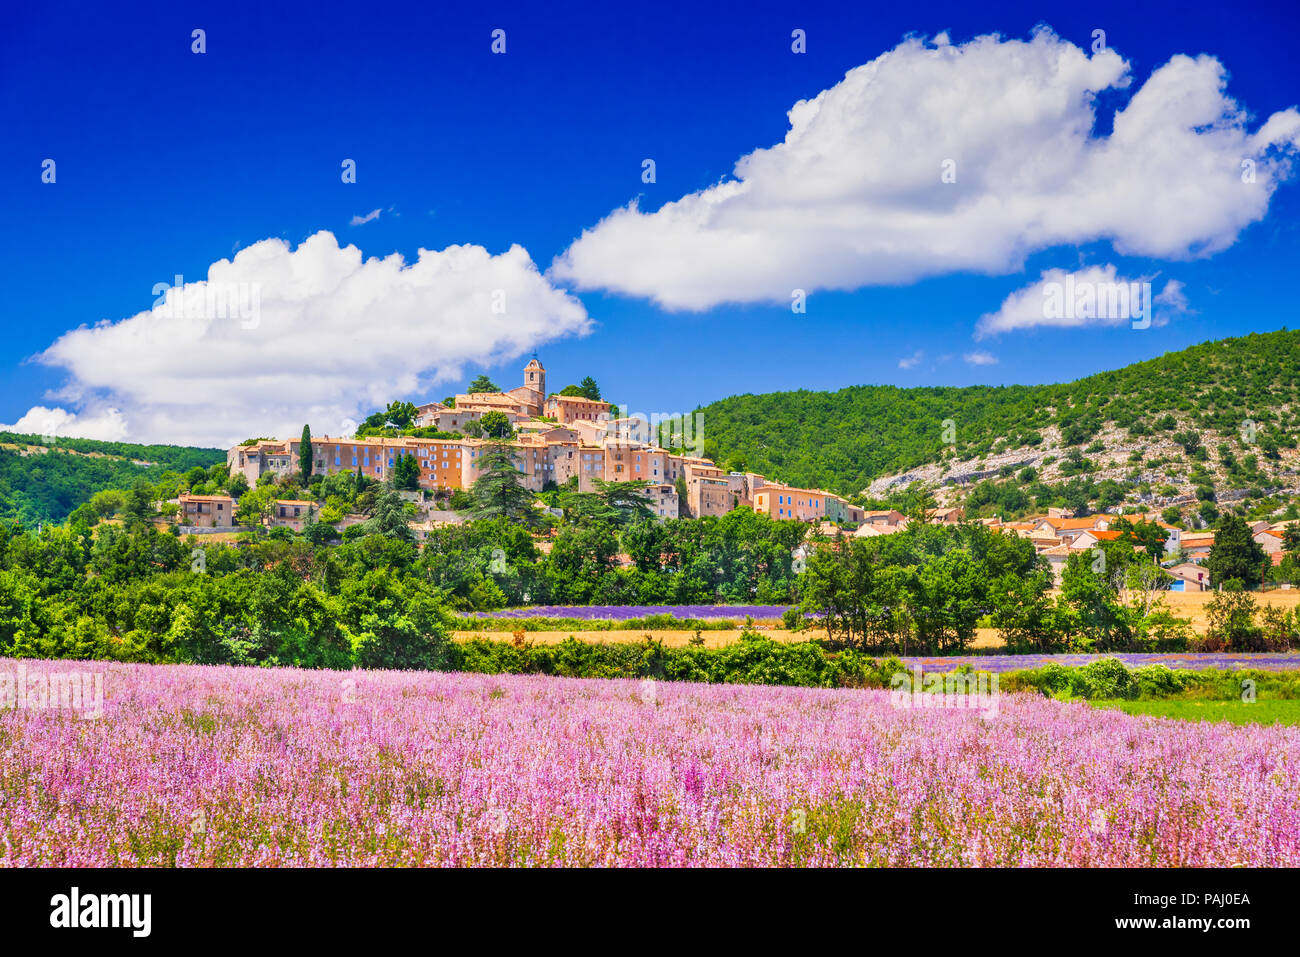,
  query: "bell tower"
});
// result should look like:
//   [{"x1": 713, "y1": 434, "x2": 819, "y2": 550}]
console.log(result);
[{"x1": 524, "y1": 354, "x2": 546, "y2": 396}]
